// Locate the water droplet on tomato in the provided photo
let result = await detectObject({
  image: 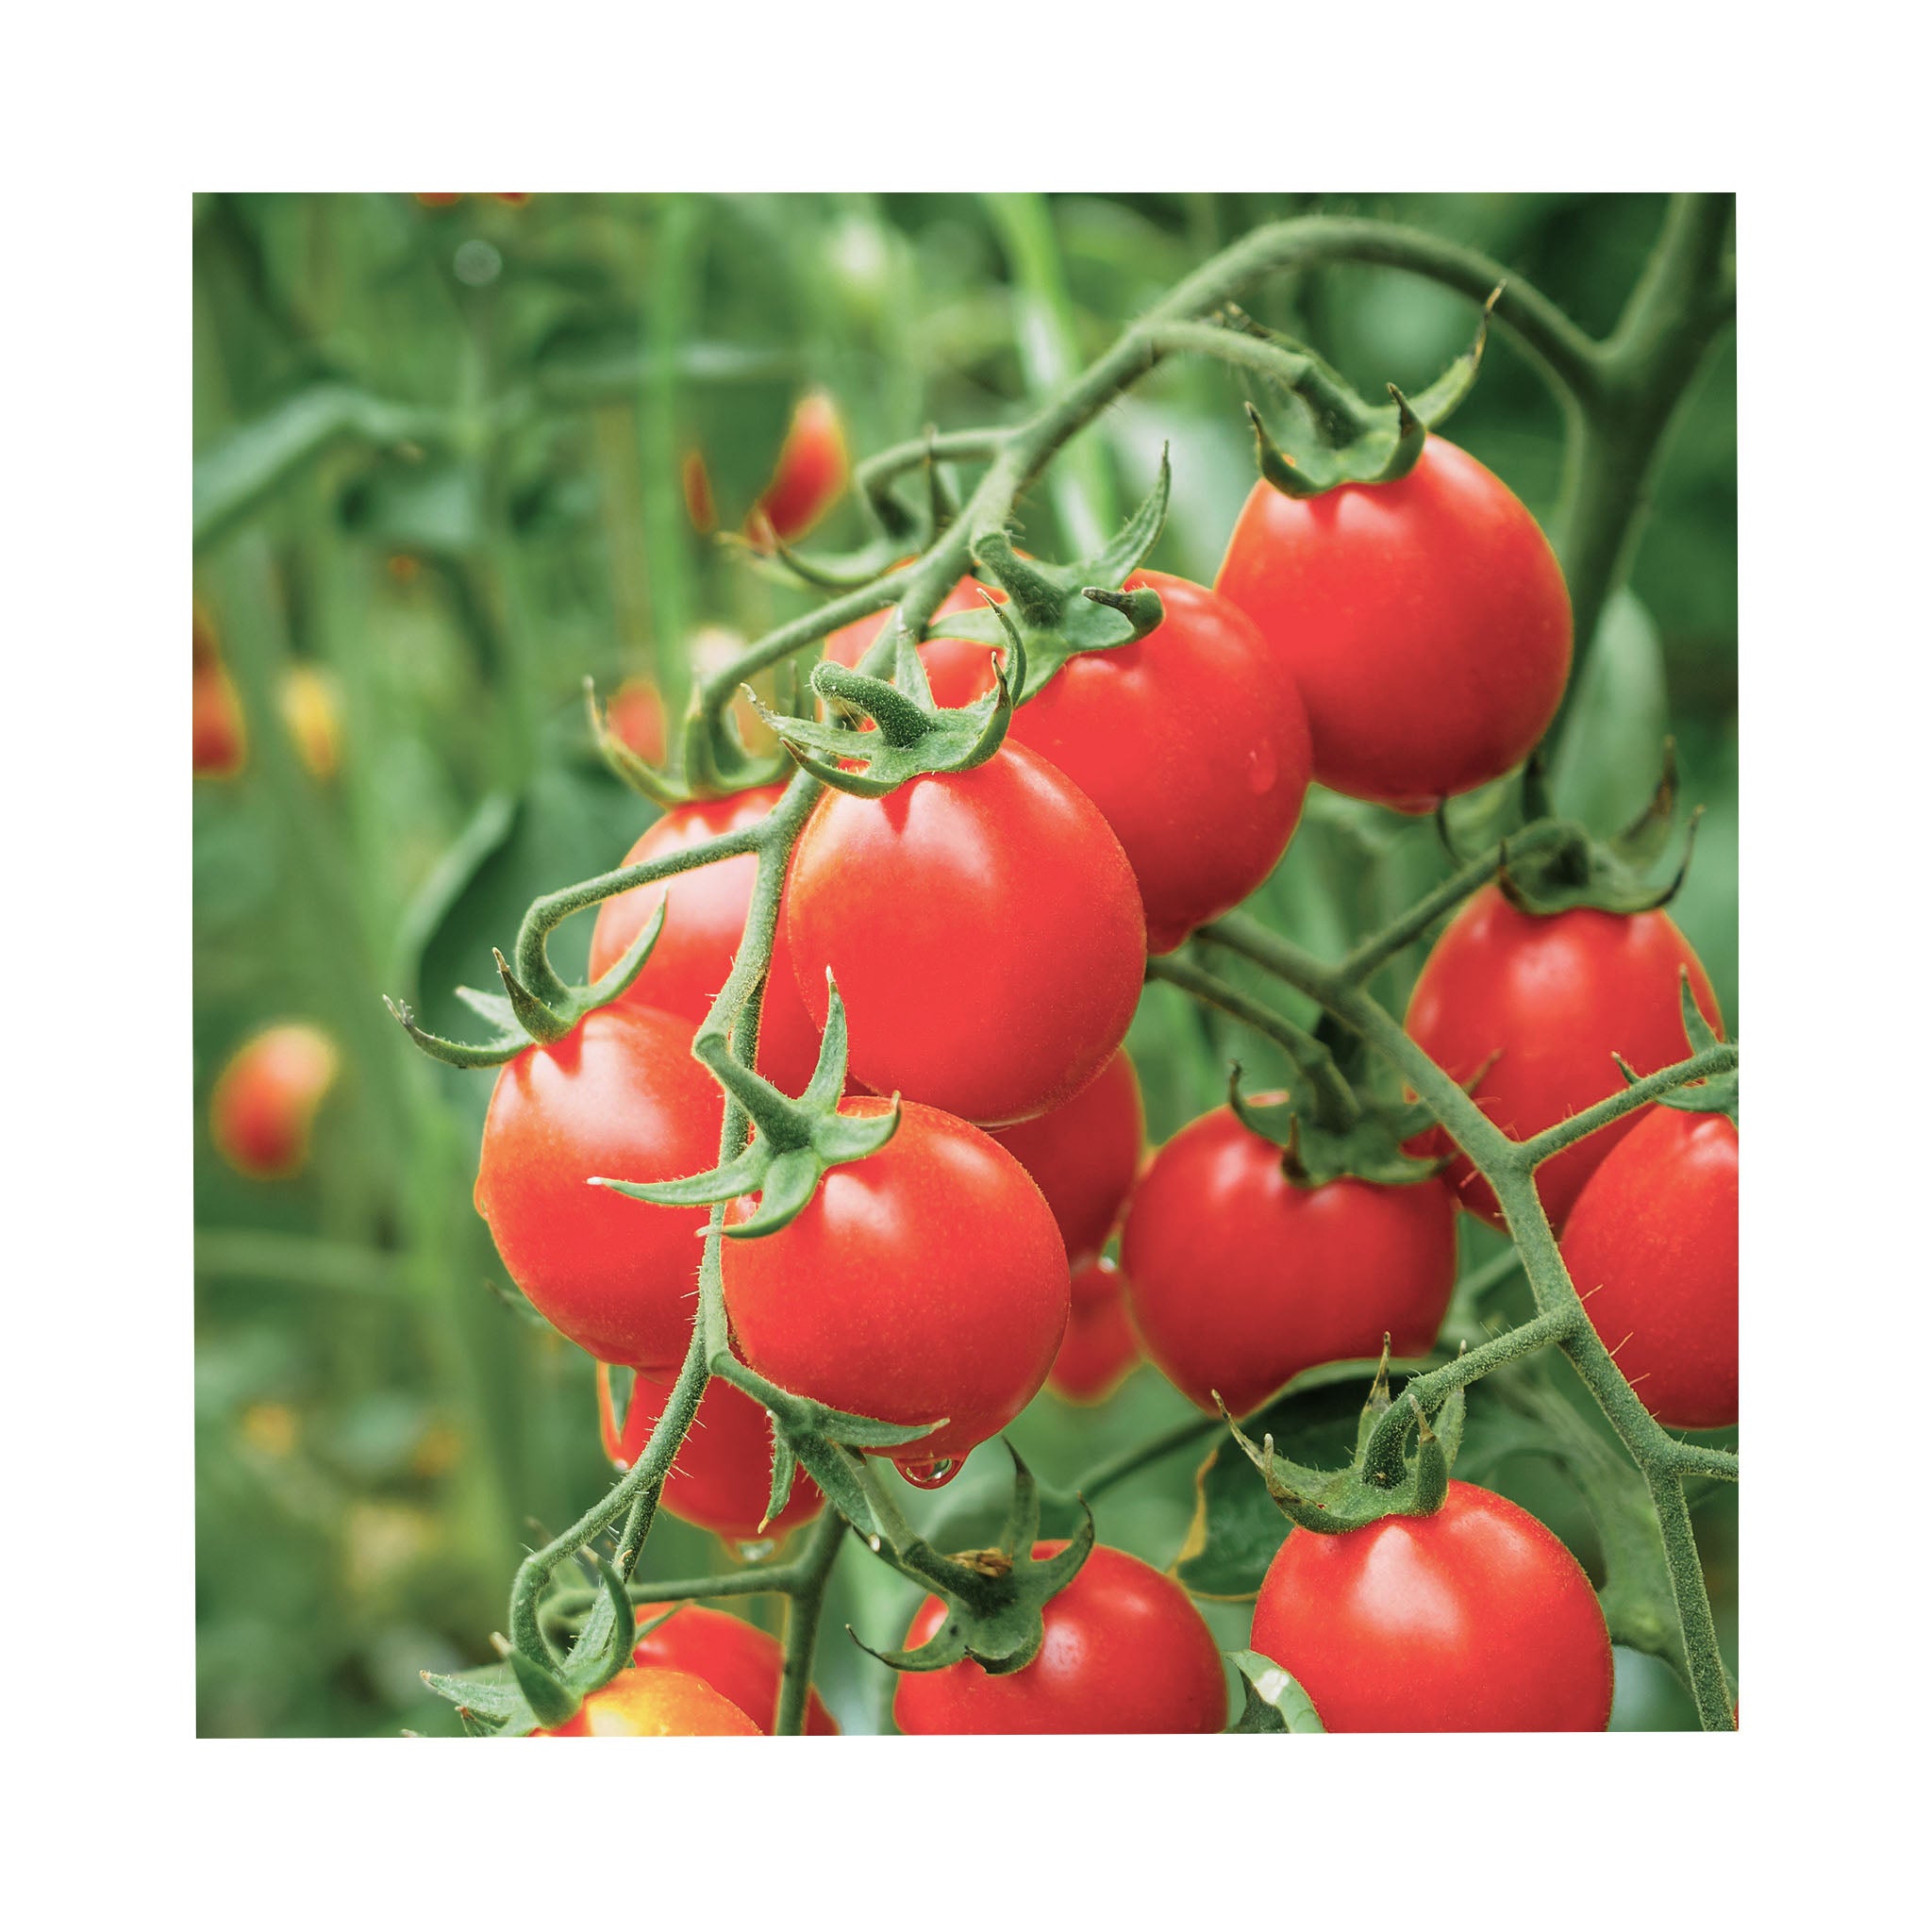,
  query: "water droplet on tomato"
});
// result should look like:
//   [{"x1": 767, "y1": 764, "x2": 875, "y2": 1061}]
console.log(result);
[
  {"x1": 734, "y1": 1538, "x2": 777, "y2": 1564},
  {"x1": 897, "y1": 1457, "x2": 960, "y2": 1491},
  {"x1": 1246, "y1": 741, "x2": 1277, "y2": 795}
]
